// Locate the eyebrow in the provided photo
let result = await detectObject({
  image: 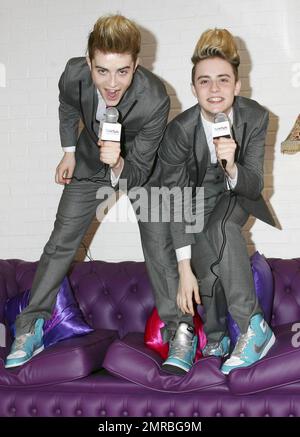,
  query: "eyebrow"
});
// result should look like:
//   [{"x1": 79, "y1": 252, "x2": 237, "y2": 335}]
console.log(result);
[
  {"x1": 196, "y1": 74, "x2": 231, "y2": 81},
  {"x1": 95, "y1": 65, "x2": 131, "y2": 71}
]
